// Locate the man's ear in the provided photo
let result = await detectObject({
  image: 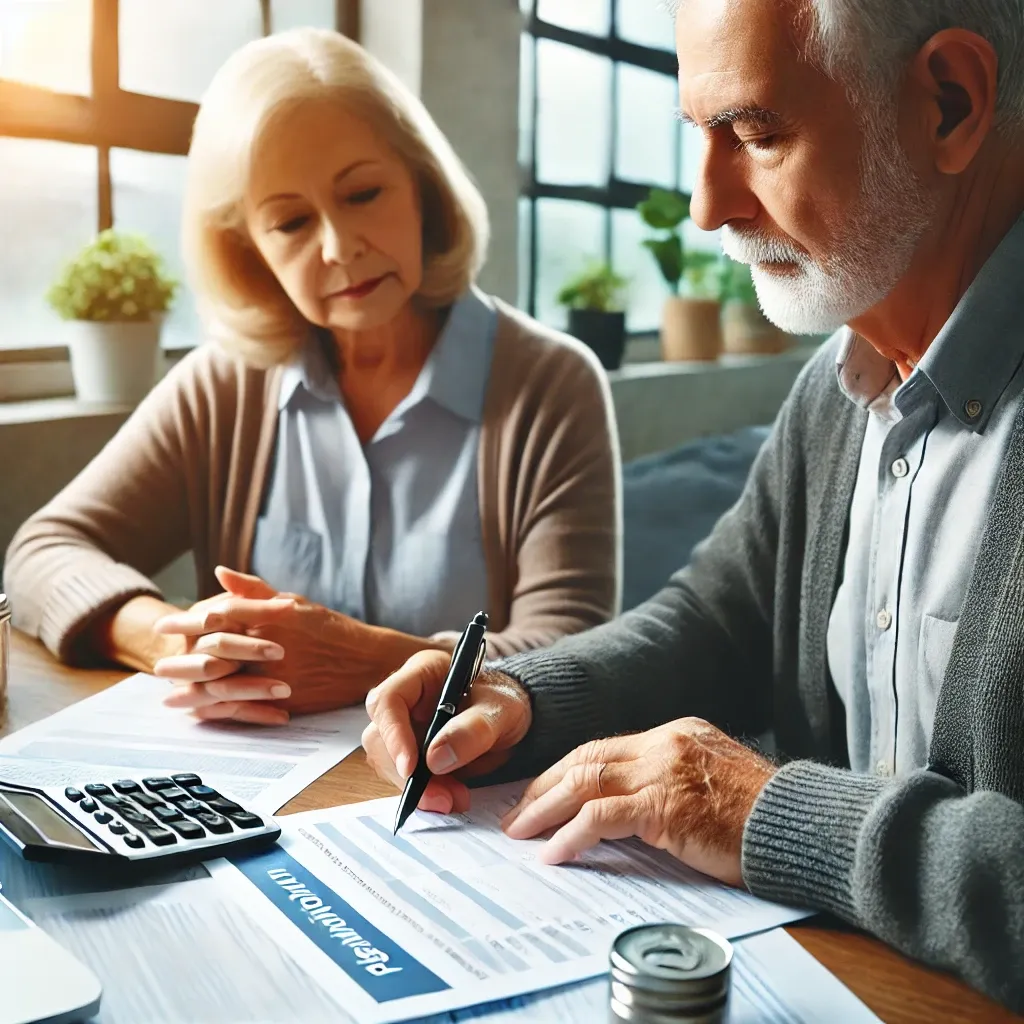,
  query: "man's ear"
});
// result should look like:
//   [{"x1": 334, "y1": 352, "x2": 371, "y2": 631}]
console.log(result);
[{"x1": 908, "y1": 29, "x2": 998, "y2": 175}]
